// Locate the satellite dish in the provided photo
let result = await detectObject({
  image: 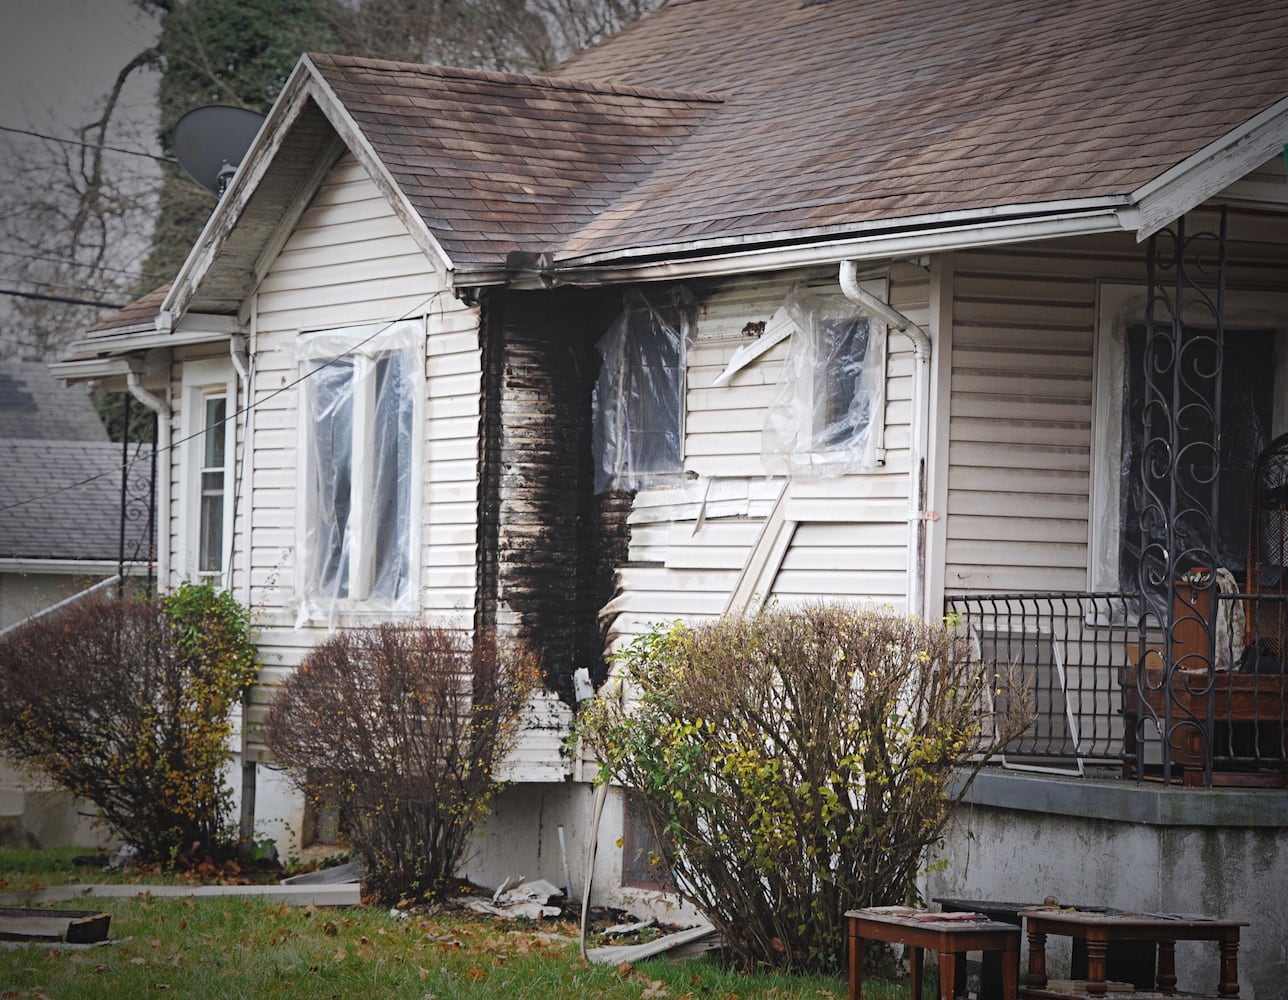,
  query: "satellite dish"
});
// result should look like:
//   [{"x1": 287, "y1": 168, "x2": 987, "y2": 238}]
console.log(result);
[{"x1": 173, "y1": 105, "x2": 267, "y2": 196}]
